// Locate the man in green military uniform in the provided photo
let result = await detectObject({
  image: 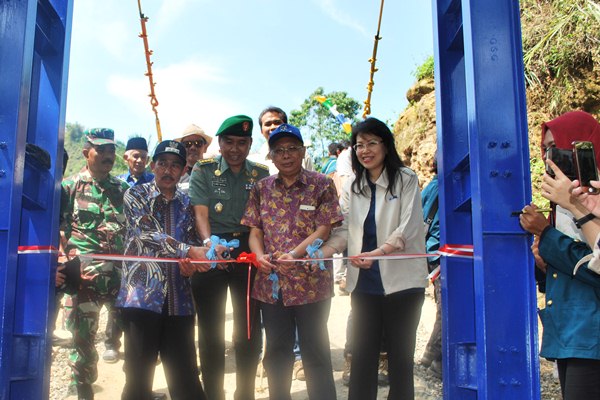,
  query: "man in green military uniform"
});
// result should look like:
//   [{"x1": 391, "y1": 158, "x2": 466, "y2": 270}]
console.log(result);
[
  {"x1": 60, "y1": 128, "x2": 130, "y2": 400},
  {"x1": 189, "y1": 115, "x2": 269, "y2": 400}
]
